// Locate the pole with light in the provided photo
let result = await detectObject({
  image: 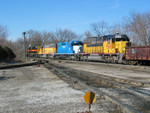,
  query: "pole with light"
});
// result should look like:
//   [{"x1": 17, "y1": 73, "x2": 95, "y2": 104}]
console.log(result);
[{"x1": 23, "y1": 32, "x2": 26, "y2": 61}]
